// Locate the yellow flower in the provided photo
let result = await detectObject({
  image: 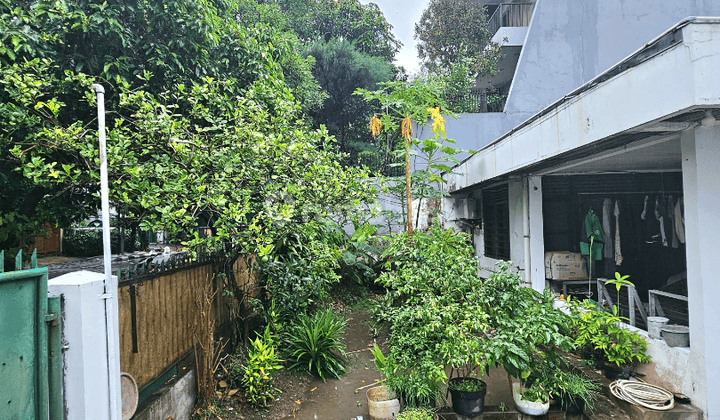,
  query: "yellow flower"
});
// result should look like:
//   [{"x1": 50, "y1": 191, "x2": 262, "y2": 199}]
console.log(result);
[
  {"x1": 401, "y1": 117, "x2": 413, "y2": 140},
  {"x1": 427, "y1": 107, "x2": 445, "y2": 136},
  {"x1": 370, "y1": 114, "x2": 382, "y2": 138}
]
